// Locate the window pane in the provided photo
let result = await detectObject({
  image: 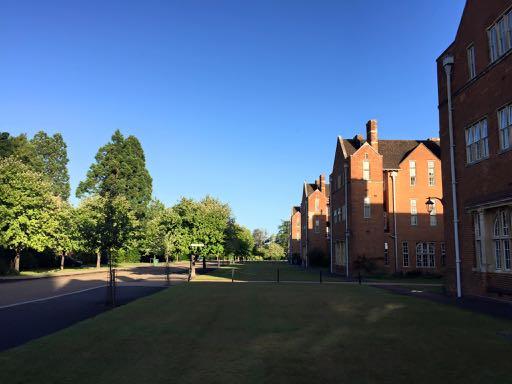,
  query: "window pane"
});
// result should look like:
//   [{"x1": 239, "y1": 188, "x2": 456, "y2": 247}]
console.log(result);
[
  {"x1": 504, "y1": 240, "x2": 511, "y2": 270},
  {"x1": 495, "y1": 240, "x2": 502, "y2": 269},
  {"x1": 490, "y1": 26, "x2": 498, "y2": 61},
  {"x1": 498, "y1": 19, "x2": 507, "y2": 54}
]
